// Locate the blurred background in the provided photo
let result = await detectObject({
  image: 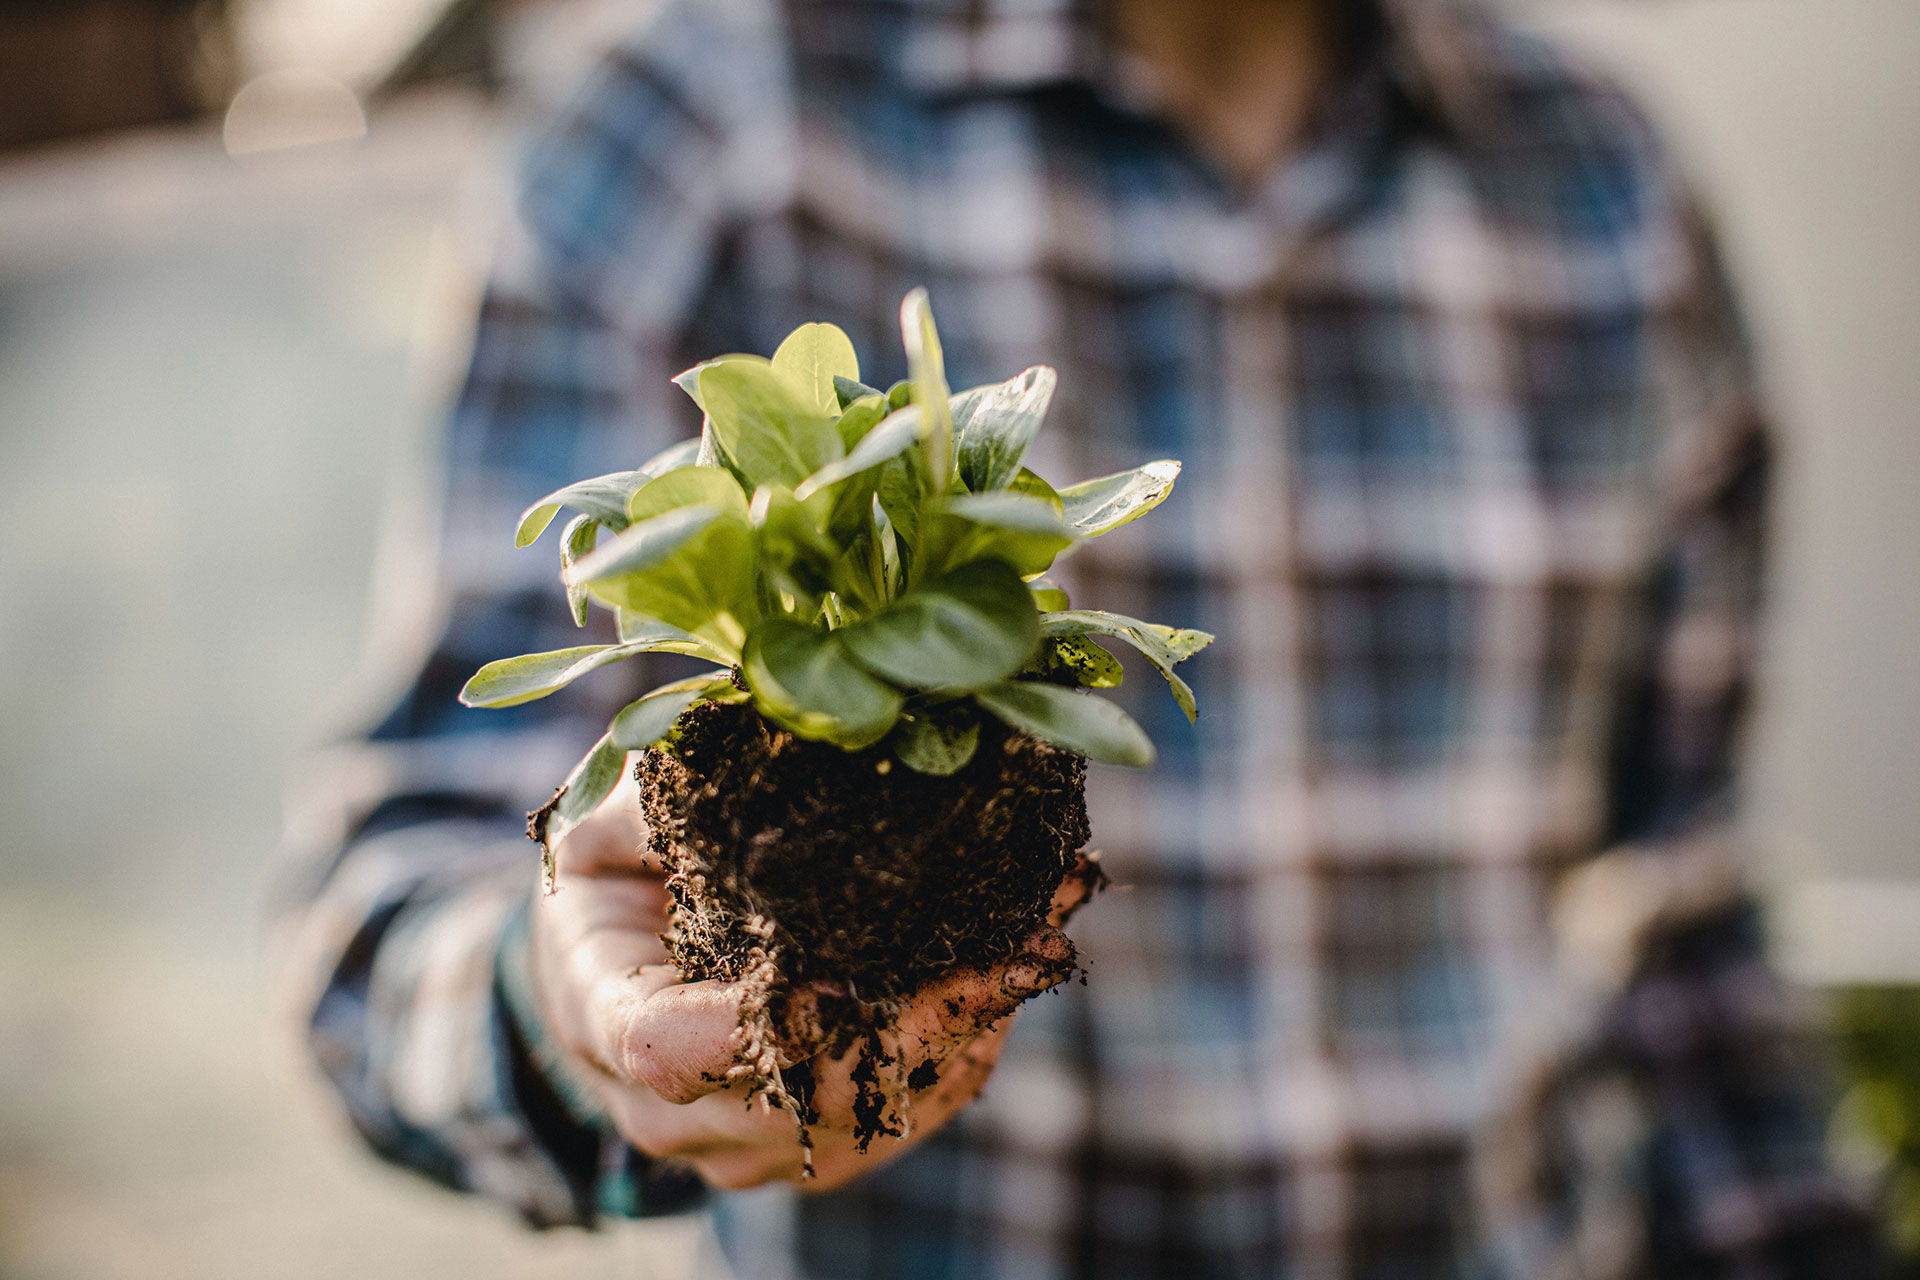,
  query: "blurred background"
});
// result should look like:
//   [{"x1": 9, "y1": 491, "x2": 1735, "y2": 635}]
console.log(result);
[{"x1": 0, "y1": 0, "x2": 1914, "y2": 1276}]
